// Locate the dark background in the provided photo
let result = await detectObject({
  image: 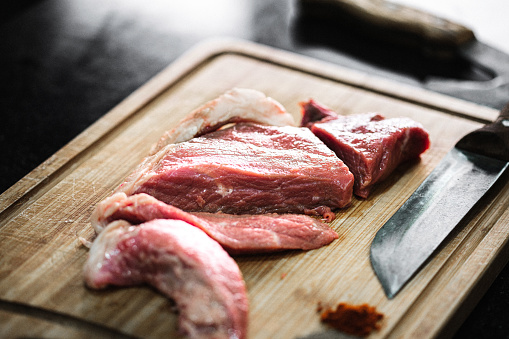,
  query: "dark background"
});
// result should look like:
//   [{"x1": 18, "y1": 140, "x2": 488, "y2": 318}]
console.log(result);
[{"x1": 1, "y1": 1, "x2": 508, "y2": 338}]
